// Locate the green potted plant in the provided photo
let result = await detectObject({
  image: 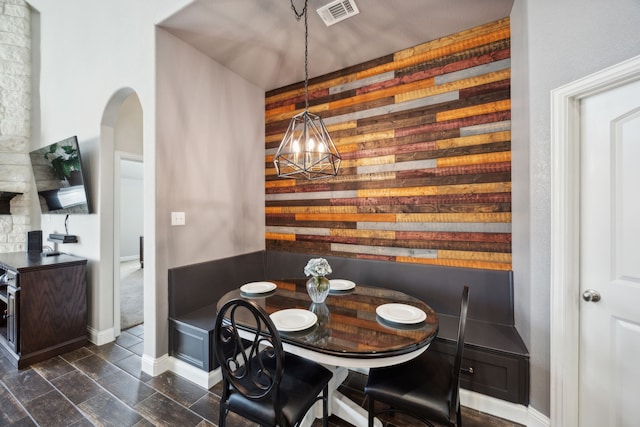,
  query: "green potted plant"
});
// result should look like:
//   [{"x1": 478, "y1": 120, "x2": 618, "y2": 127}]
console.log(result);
[{"x1": 44, "y1": 143, "x2": 81, "y2": 183}]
